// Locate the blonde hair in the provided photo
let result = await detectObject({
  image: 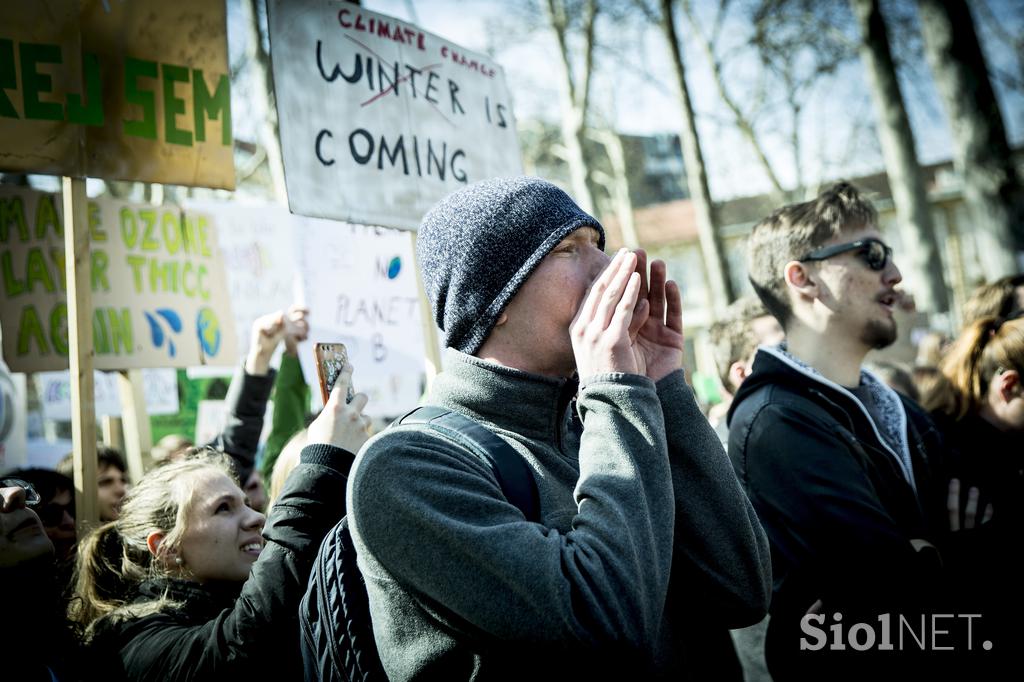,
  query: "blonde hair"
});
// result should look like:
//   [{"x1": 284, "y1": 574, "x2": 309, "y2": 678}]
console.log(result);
[
  {"x1": 961, "y1": 274, "x2": 1024, "y2": 328},
  {"x1": 269, "y1": 430, "x2": 307, "y2": 508},
  {"x1": 939, "y1": 315, "x2": 1024, "y2": 420},
  {"x1": 747, "y1": 182, "x2": 878, "y2": 327},
  {"x1": 69, "y1": 451, "x2": 235, "y2": 634},
  {"x1": 708, "y1": 296, "x2": 771, "y2": 389}
]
